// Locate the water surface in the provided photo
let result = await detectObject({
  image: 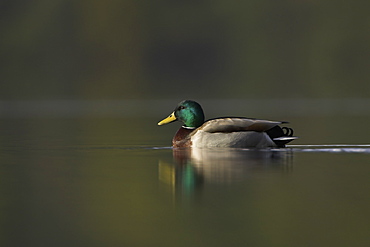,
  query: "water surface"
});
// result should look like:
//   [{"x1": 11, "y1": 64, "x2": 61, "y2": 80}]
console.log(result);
[{"x1": 0, "y1": 117, "x2": 369, "y2": 247}]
